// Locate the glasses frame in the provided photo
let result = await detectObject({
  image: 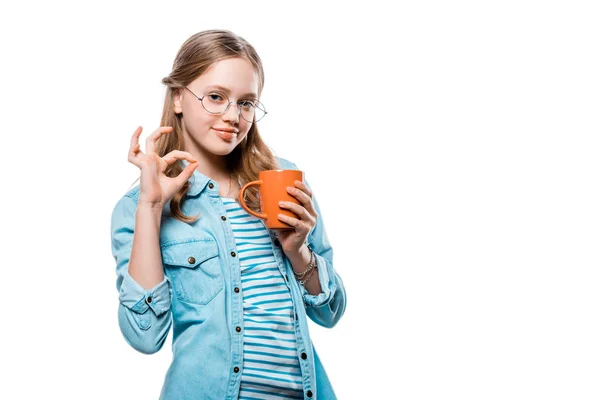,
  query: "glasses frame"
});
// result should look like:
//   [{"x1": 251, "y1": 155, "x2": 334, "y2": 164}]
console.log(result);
[{"x1": 184, "y1": 86, "x2": 267, "y2": 123}]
